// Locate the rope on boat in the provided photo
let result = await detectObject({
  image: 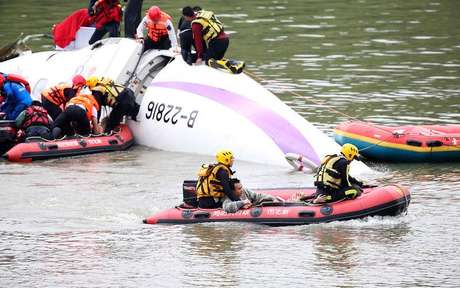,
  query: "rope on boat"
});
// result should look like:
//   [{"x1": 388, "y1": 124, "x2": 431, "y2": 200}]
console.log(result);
[{"x1": 393, "y1": 184, "x2": 409, "y2": 215}]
